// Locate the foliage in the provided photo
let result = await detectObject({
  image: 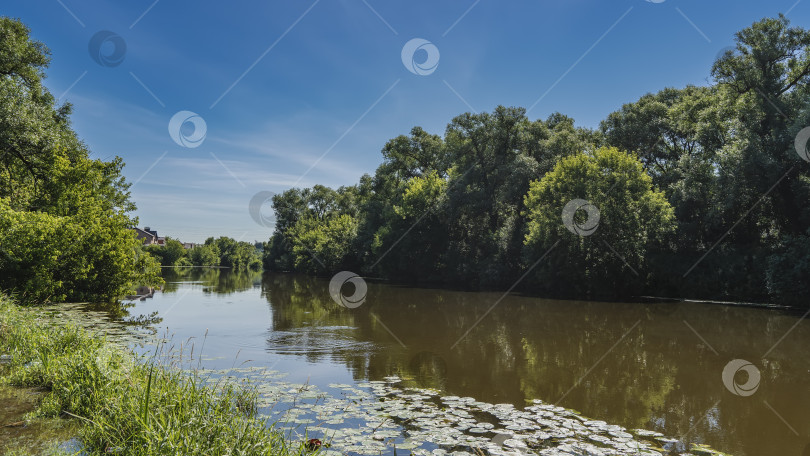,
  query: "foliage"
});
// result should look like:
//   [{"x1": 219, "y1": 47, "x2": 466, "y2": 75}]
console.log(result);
[
  {"x1": 142, "y1": 236, "x2": 259, "y2": 271},
  {"x1": 144, "y1": 238, "x2": 186, "y2": 267},
  {"x1": 370, "y1": 170, "x2": 448, "y2": 281},
  {"x1": 263, "y1": 185, "x2": 364, "y2": 274},
  {"x1": 523, "y1": 147, "x2": 675, "y2": 298},
  {"x1": 765, "y1": 230, "x2": 810, "y2": 307},
  {"x1": 260, "y1": 15, "x2": 810, "y2": 306},
  {"x1": 0, "y1": 17, "x2": 161, "y2": 302},
  {"x1": 0, "y1": 294, "x2": 301, "y2": 455},
  {"x1": 190, "y1": 243, "x2": 220, "y2": 267},
  {"x1": 600, "y1": 14, "x2": 810, "y2": 303},
  {"x1": 205, "y1": 237, "x2": 261, "y2": 271},
  {"x1": 287, "y1": 214, "x2": 359, "y2": 274},
  {"x1": 263, "y1": 108, "x2": 597, "y2": 285},
  {"x1": 0, "y1": 198, "x2": 162, "y2": 303}
]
